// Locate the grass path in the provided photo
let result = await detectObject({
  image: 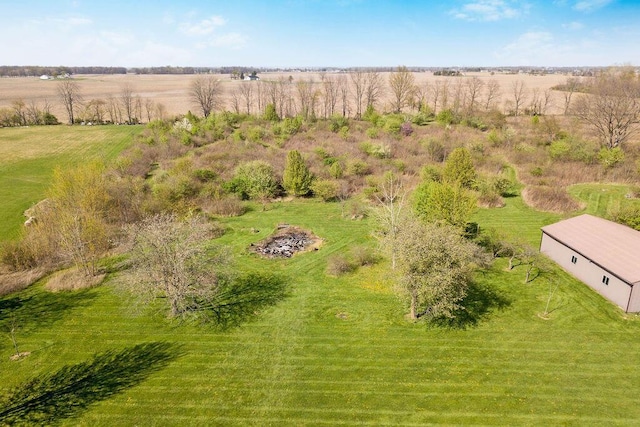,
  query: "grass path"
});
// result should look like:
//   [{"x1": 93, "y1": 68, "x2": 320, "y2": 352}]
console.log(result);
[
  {"x1": 568, "y1": 183, "x2": 640, "y2": 217},
  {"x1": 0, "y1": 125, "x2": 141, "y2": 240}
]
